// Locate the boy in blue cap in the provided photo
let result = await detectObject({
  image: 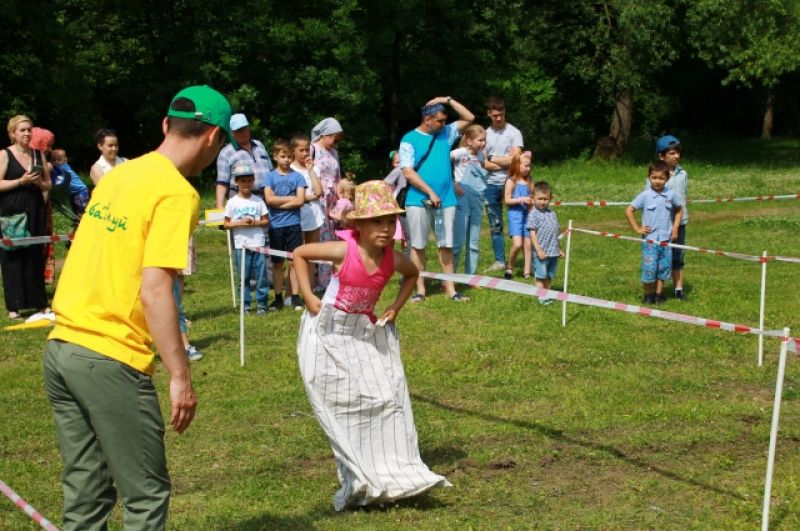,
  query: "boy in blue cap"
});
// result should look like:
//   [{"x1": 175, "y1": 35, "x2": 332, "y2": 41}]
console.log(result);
[{"x1": 655, "y1": 134, "x2": 689, "y2": 300}]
